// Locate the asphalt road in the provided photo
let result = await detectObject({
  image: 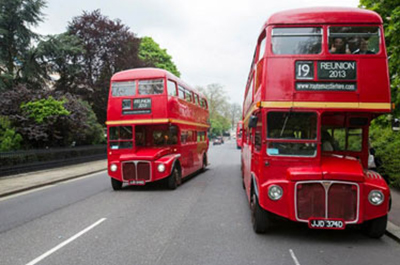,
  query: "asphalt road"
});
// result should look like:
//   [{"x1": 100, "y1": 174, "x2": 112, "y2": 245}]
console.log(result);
[{"x1": 0, "y1": 141, "x2": 399, "y2": 265}]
